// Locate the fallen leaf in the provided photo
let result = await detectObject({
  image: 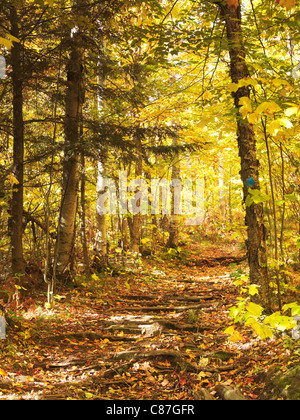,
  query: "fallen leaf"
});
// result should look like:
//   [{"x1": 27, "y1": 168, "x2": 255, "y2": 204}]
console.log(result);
[{"x1": 197, "y1": 371, "x2": 208, "y2": 380}]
